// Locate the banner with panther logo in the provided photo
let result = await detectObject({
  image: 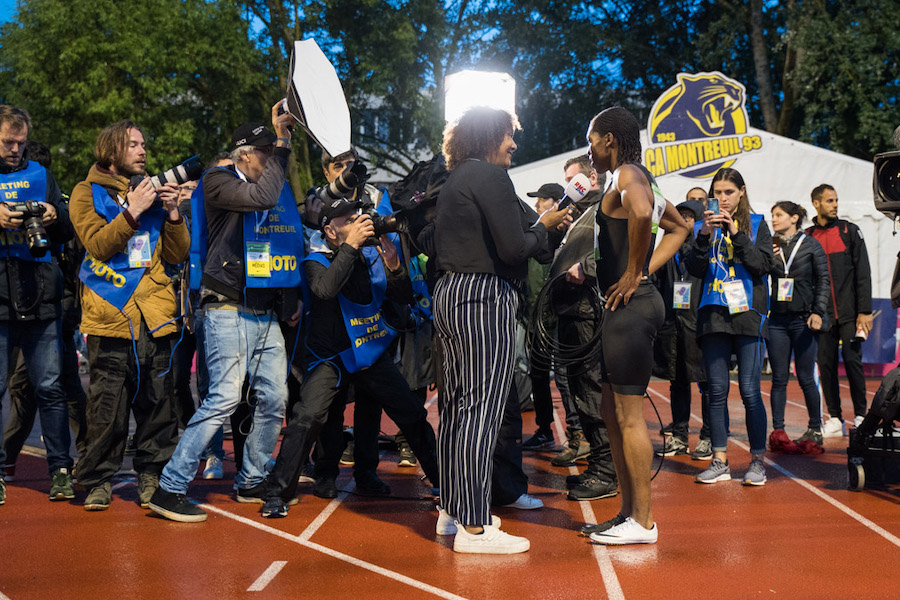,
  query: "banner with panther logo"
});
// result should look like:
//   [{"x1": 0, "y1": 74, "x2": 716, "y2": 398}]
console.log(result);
[{"x1": 645, "y1": 71, "x2": 764, "y2": 179}]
